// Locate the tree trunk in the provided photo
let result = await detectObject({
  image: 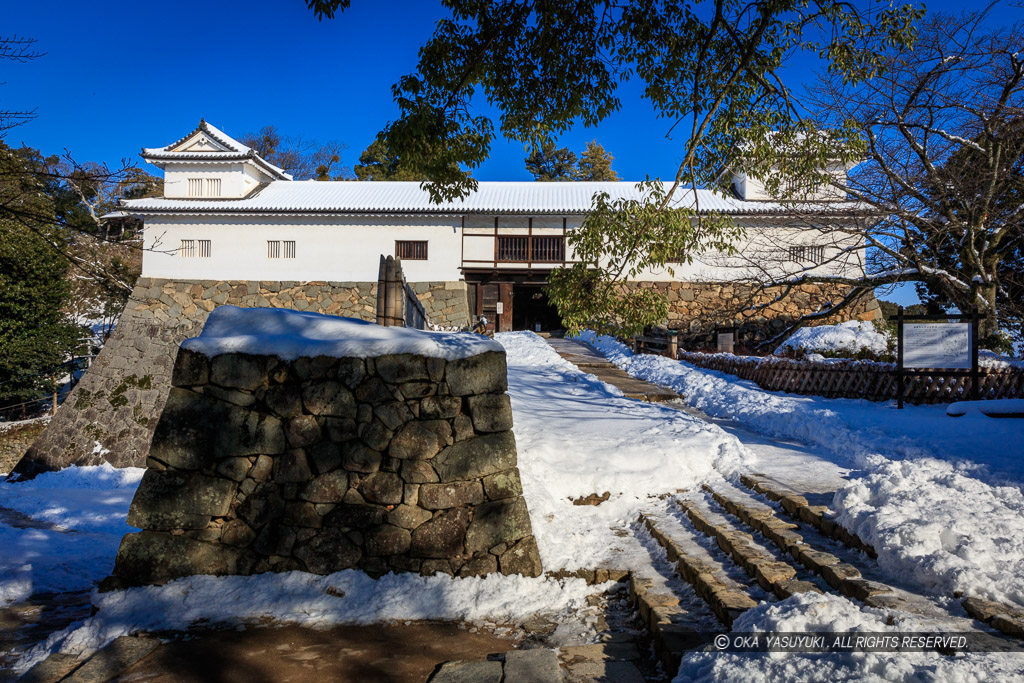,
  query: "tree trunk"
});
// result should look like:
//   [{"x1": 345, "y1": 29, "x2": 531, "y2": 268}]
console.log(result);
[{"x1": 977, "y1": 282, "x2": 999, "y2": 337}]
